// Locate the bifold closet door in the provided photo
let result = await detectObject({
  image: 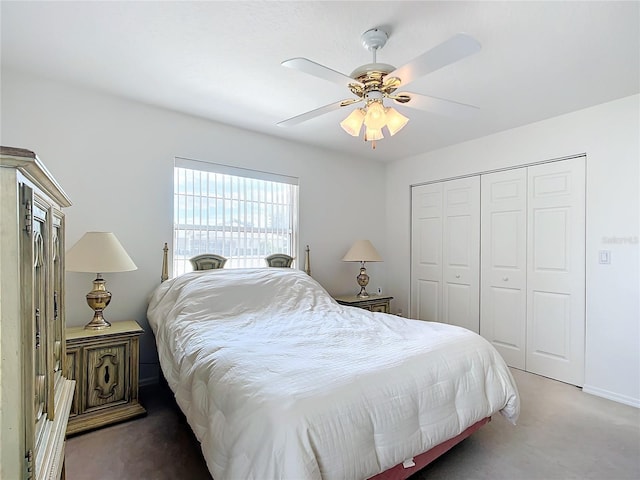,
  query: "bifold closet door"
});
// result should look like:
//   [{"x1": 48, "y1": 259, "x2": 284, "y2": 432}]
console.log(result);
[
  {"x1": 411, "y1": 177, "x2": 480, "y2": 333},
  {"x1": 526, "y1": 158, "x2": 585, "y2": 386},
  {"x1": 411, "y1": 182, "x2": 443, "y2": 322},
  {"x1": 480, "y1": 168, "x2": 527, "y2": 369},
  {"x1": 442, "y1": 177, "x2": 480, "y2": 333}
]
